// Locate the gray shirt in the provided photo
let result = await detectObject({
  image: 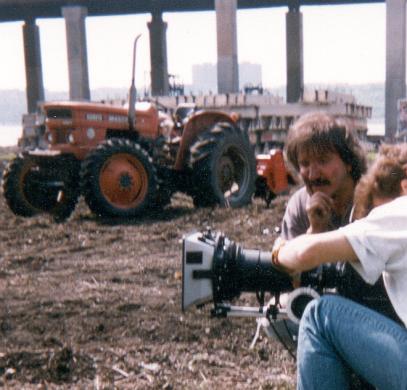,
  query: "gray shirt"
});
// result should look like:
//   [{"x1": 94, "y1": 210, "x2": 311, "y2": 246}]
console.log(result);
[{"x1": 281, "y1": 186, "x2": 353, "y2": 240}]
